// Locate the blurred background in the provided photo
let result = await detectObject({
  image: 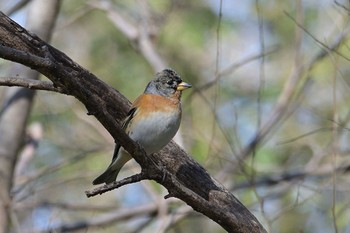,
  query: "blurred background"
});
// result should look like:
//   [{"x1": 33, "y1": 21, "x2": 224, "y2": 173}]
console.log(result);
[{"x1": 1, "y1": 0, "x2": 350, "y2": 232}]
